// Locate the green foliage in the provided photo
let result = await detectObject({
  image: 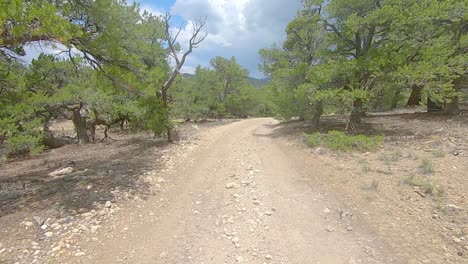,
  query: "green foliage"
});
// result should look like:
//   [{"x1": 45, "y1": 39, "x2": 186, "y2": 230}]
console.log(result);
[
  {"x1": 6, "y1": 133, "x2": 44, "y2": 157},
  {"x1": 306, "y1": 130, "x2": 383, "y2": 152},
  {"x1": 432, "y1": 149, "x2": 446, "y2": 158},
  {"x1": 262, "y1": 0, "x2": 467, "y2": 126},
  {"x1": 172, "y1": 58, "x2": 273, "y2": 119},
  {"x1": 420, "y1": 157, "x2": 434, "y2": 175},
  {"x1": 403, "y1": 175, "x2": 444, "y2": 197}
]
